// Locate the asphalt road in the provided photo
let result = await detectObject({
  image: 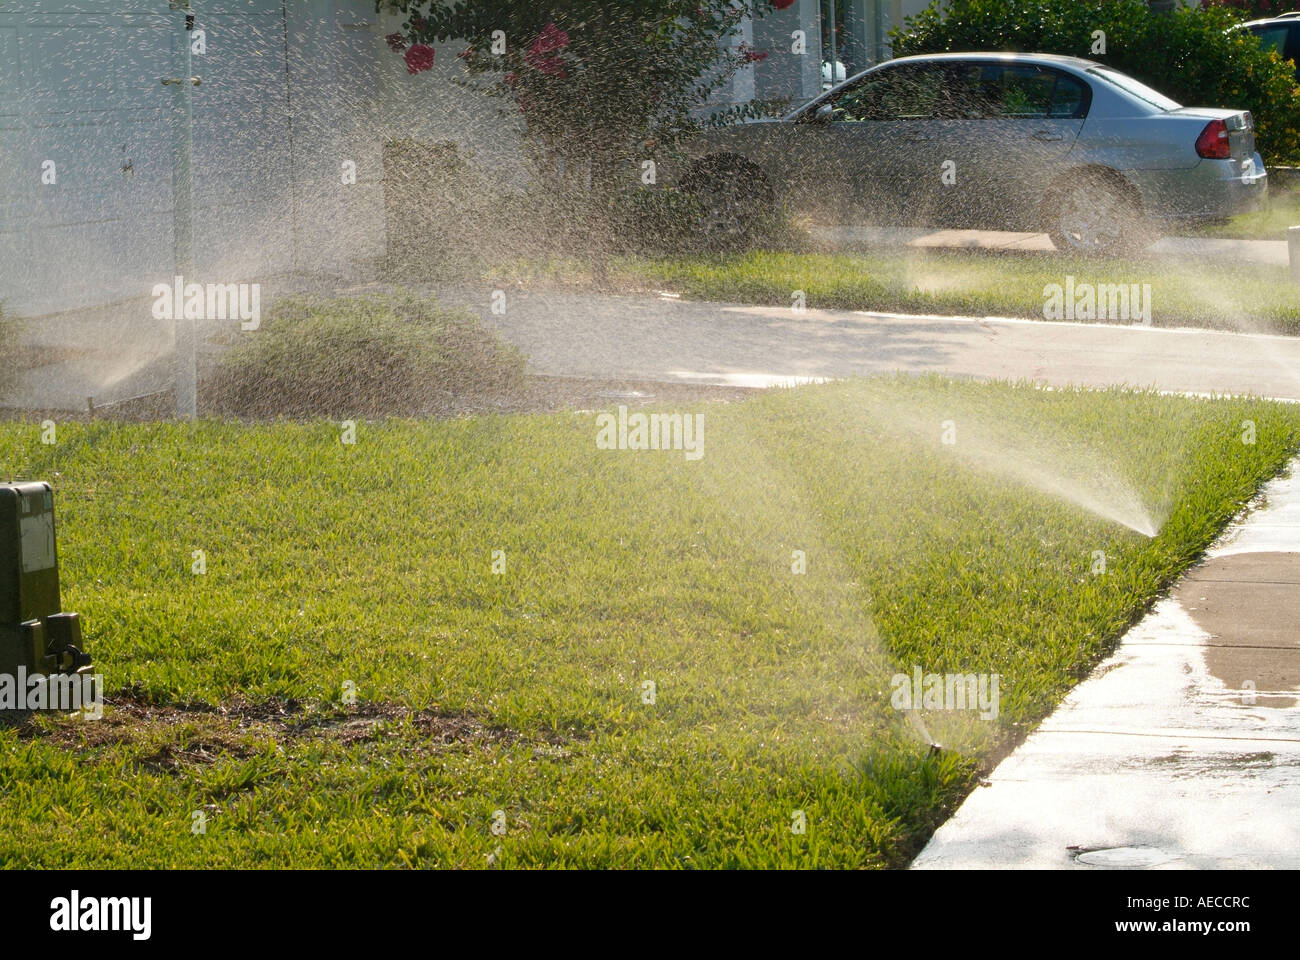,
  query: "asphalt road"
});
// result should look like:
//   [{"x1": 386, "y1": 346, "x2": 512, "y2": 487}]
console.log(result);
[
  {"x1": 465, "y1": 287, "x2": 1300, "y2": 401},
  {"x1": 11, "y1": 274, "x2": 1300, "y2": 410}
]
